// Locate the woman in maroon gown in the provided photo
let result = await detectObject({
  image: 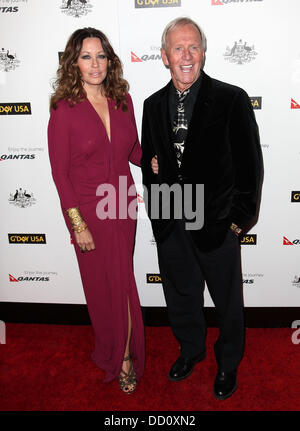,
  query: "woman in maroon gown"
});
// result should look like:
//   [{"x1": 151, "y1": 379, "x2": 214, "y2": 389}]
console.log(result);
[{"x1": 48, "y1": 28, "x2": 145, "y2": 393}]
